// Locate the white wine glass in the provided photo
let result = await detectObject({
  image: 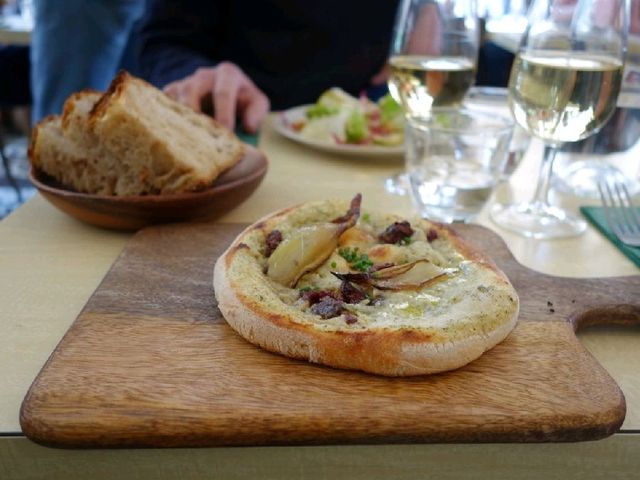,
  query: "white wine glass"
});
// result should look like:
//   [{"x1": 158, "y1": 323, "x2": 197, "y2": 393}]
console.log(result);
[
  {"x1": 385, "y1": 0, "x2": 480, "y2": 195},
  {"x1": 491, "y1": 0, "x2": 628, "y2": 238}
]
